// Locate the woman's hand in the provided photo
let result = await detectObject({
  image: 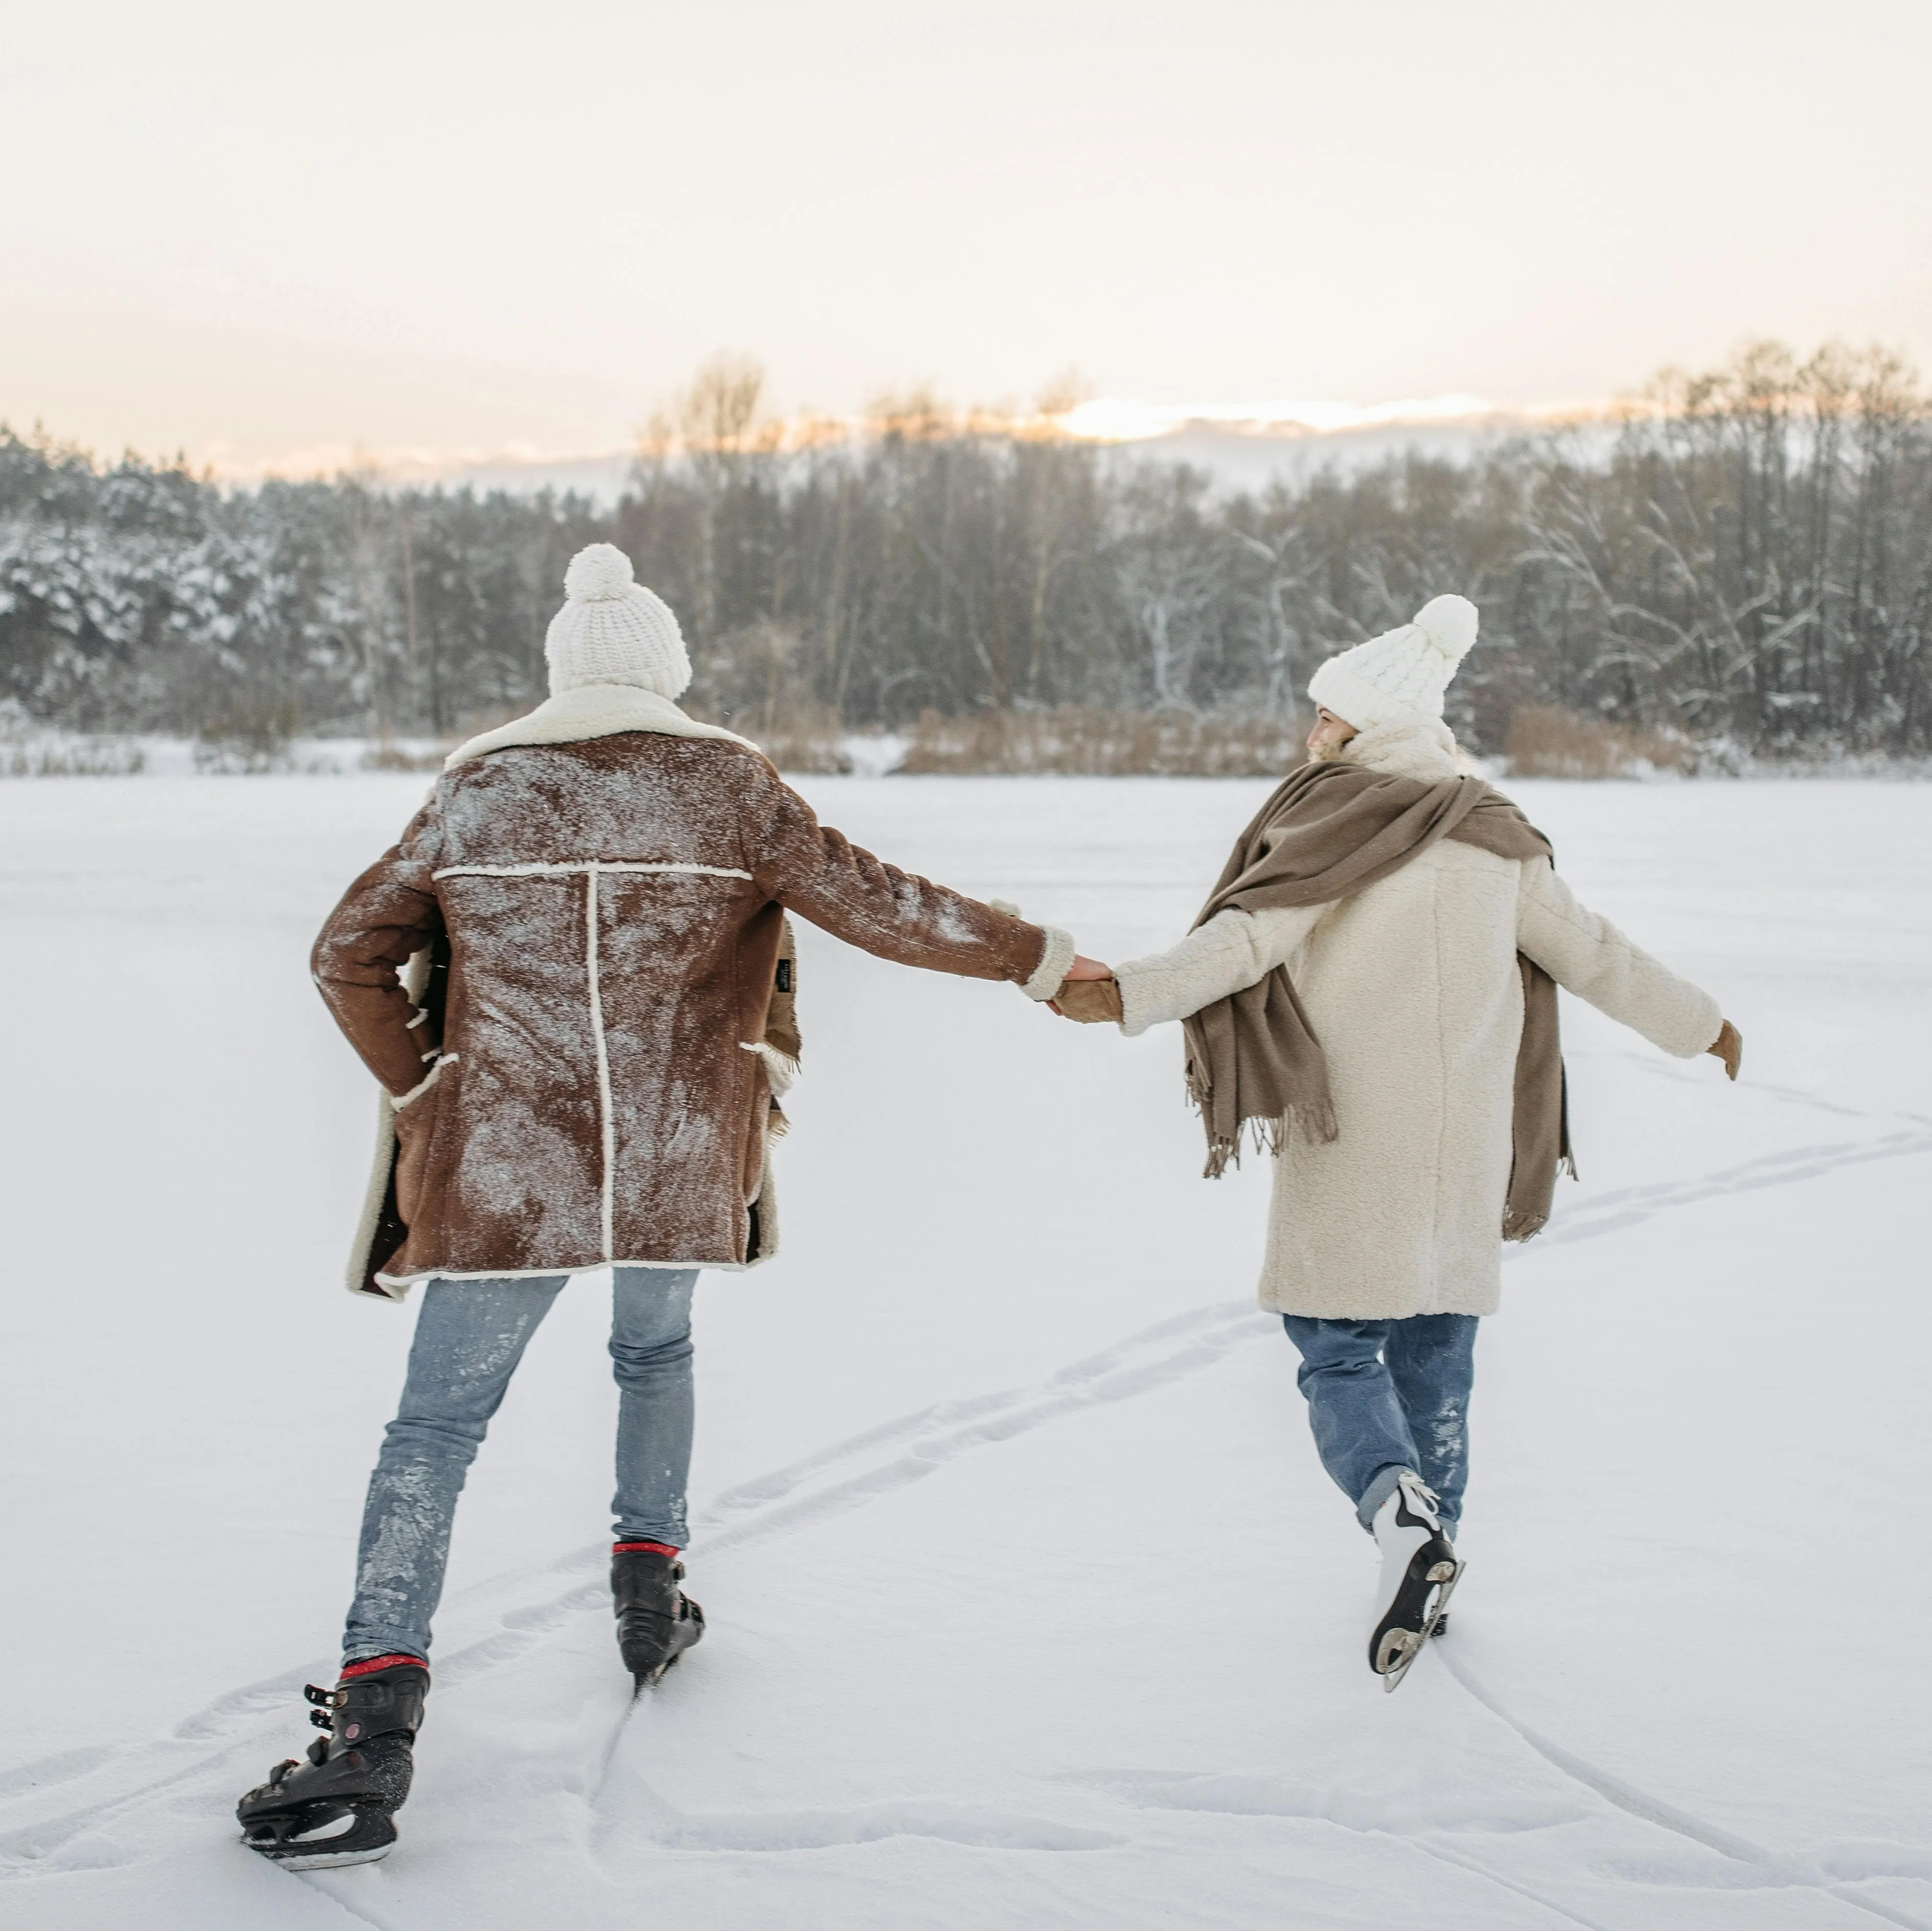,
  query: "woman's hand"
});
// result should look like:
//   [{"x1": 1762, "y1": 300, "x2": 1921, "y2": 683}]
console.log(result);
[
  {"x1": 1707, "y1": 1019, "x2": 1742, "y2": 1080},
  {"x1": 1052, "y1": 978, "x2": 1123, "y2": 1023},
  {"x1": 1049, "y1": 958, "x2": 1120, "y2": 1022}
]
